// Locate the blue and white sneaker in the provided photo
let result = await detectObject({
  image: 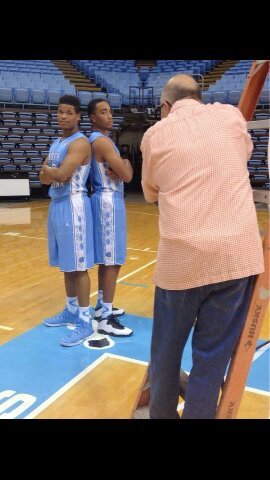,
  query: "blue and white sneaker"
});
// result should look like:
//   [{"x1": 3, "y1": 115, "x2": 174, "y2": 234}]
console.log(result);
[
  {"x1": 94, "y1": 306, "x2": 125, "y2": 320},
  {"x1": 98, "y1": 314, "x2": 133, "y2": 337},
  {"x1": 60, "y1": 321, "x2": 94, "y2": 347},
  {"x1": 44, "y1": 307, "x2": 79, "y2": 327}
]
